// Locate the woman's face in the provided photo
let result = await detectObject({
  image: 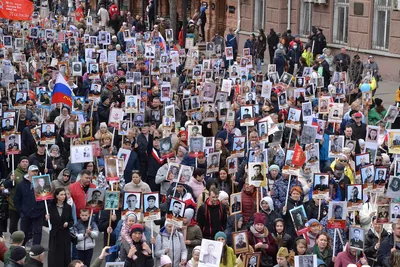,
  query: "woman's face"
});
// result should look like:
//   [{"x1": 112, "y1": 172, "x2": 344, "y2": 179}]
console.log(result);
[
  {"x1": 127, "y1": 216, "x2": 136, "y2": 227},
  {"x1": 216, "y1": 237, "x2": 226, "y2": 245},
  {"x1": 192, "y1": 251, "x2": 200, "y2": 261},
  {"x1": 215, "y1": 140, "x2": 222, "y2": 150},
  {"x1": 255, "y1": 223, "x2": 264, "y2": 232},
  {"x1": 276, "y1": 221, "x2": 284, "y2": 233},
  {"x1": 221, "y1": 197, "x2": 229, "y2": 206},
  {"x1": 296, "y1": 242, "x2": 307, "y2": 255},
  {"x1": 196, "y1": 174, "x2": 204, "y2": 182},
  {"x1": 317, "y1": 234, "x2": 328, "y2": 250},
  {"x1": 56, "y1": 190, "x2": 66, "y2": 202},
  {"x1": 132, "y1": 173, "x2": 141, "y2": 184},
  {"x1": 291, "y1": 191, "x2": 301, "y2": 201},
  {"x1": 237, "y1": 217, "x2": 243, "y2": 229},
  {"x1": 66, "y1": 190, "x2": 71, "y2": 199},
  {"x1": 86, "y1": 163, "x2": 94, "y2": 172},
  {"x1": 219, "y1": 170, "x2": 228, "y2": 181}
]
